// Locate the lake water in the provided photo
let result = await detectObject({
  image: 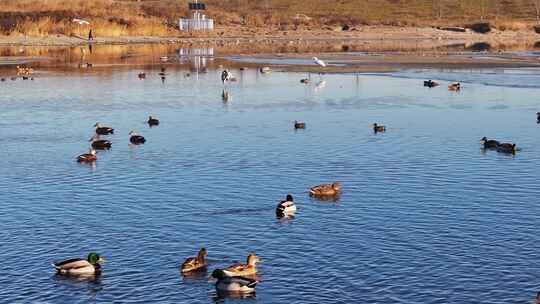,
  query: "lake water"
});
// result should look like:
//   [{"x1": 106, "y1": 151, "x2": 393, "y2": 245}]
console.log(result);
[{"x1": 1, "y1": 56, "x2": 540, "y2": 304}]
